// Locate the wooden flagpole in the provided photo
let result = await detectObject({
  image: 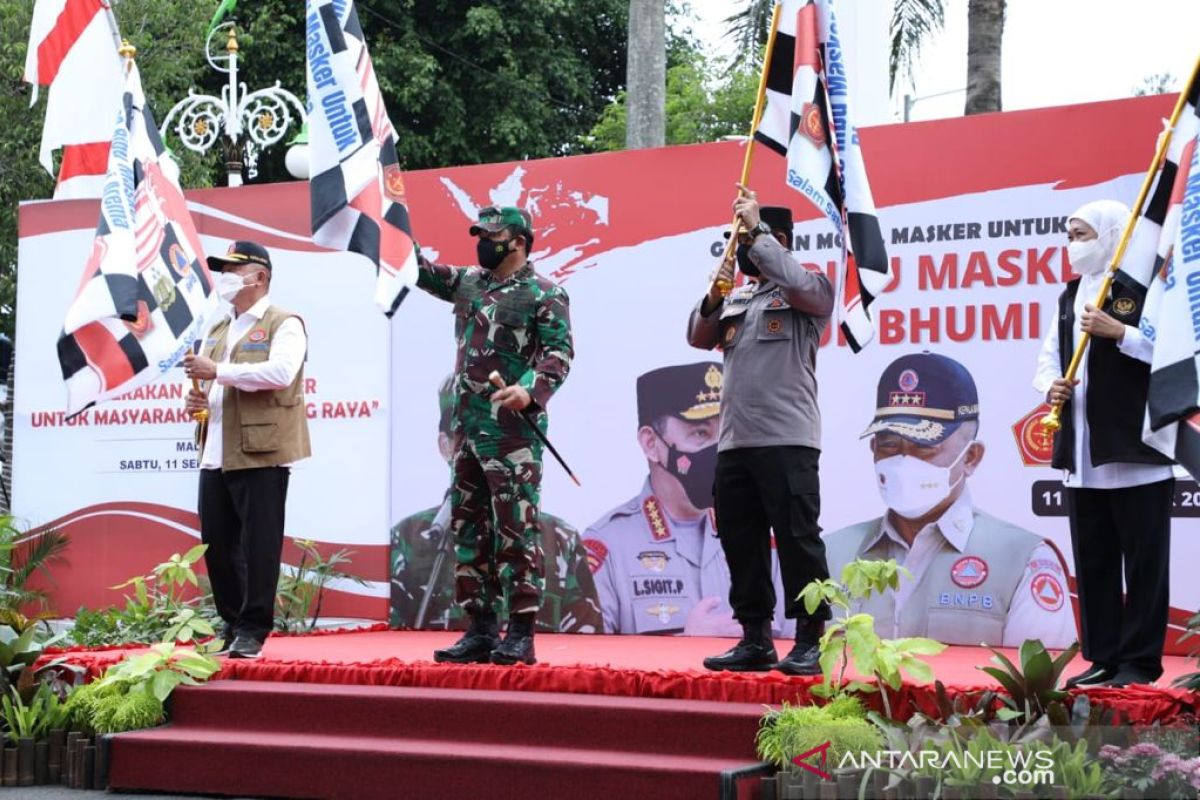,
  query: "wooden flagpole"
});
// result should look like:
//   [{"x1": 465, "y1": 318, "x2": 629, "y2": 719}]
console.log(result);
[
  {"x1": 1041, "y1": 54, "x2": 1200, "y2": 432},
  {"x1": 710, "y1": 1, "x2": 784, "y2": 297}
]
